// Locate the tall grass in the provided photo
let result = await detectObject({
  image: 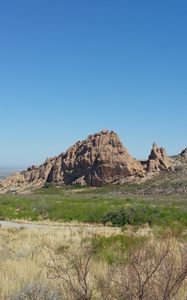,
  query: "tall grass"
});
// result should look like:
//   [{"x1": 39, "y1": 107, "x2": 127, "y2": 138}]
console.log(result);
[{"x1": 0, "y1": 225, "x2": 187, "y2": 299}]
